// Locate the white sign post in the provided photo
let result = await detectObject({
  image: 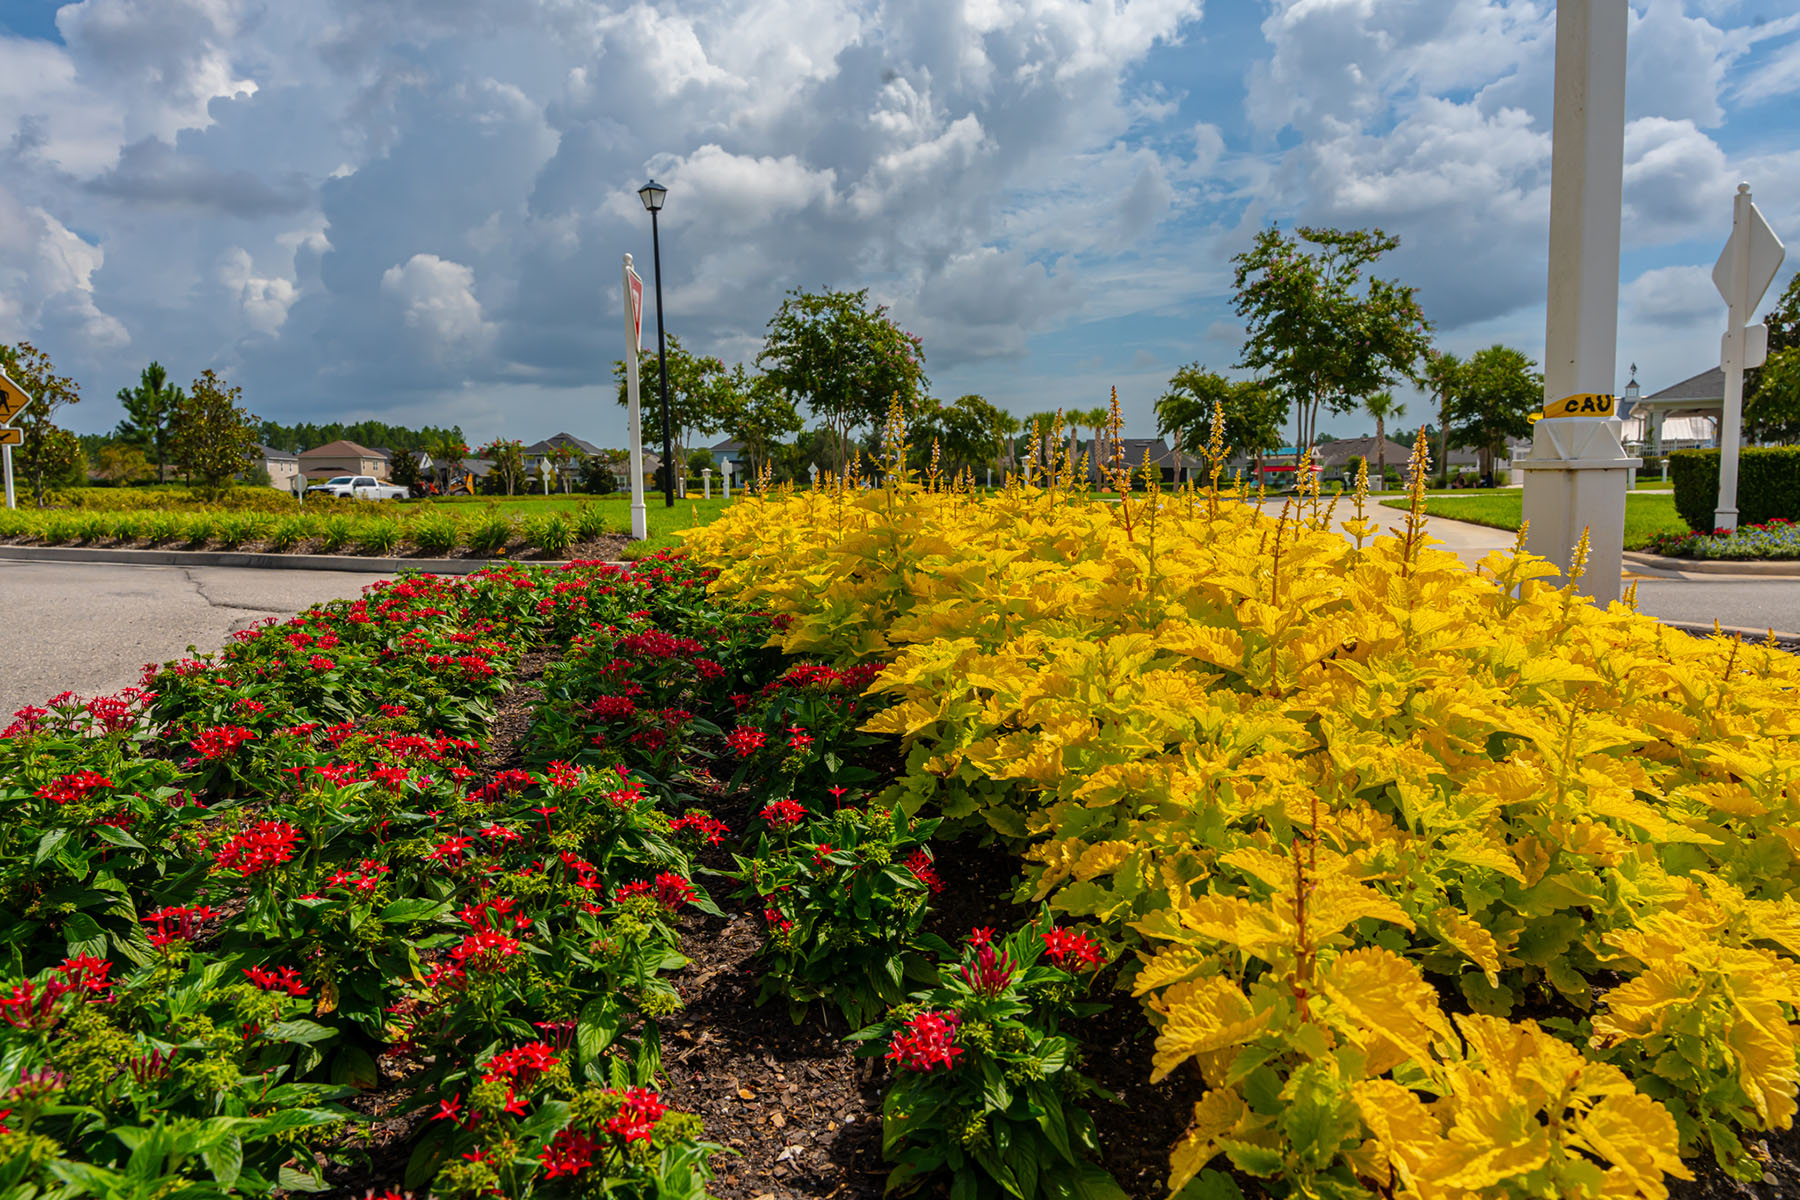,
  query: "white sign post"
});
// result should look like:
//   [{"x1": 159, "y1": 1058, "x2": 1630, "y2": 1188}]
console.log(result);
[
  {"x1": 1518, "y1": 0, "x2": 1637, "y2": 605},
  {"x1": 1712, "y1": 183, "x2": 1785, "y2": 531},
  {"x1": 721, "y1": 458, "x2": 732, "y2": 500},
  {"x1": 622, "y1": 255, "x2": 648, "y2": 541}
]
